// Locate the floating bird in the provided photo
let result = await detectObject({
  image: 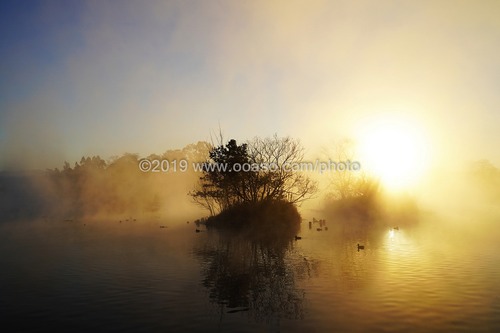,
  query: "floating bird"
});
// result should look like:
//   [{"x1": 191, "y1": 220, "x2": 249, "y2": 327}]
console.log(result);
[
  {"x1": 324, "y1": 227, "x2": 328, "y2": 231},
  {"x1": 393, "y1": 226, "x2": 399, "y2": 230},
  {"x1": 195, "y1": 229, "x2": 201, "y2": 233},
  {"x1": 294, "y1": 235, "x2": 302, "y2": 240},
  {"x1": 316, "y1": 228, "x2": 322, "y2": 231},
  {"x1": 357, "y1": 243, "x2": 365, "y2": 251},
  {"x1": 159, "y1": 225, "x2": 167, "y2": 228}
]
